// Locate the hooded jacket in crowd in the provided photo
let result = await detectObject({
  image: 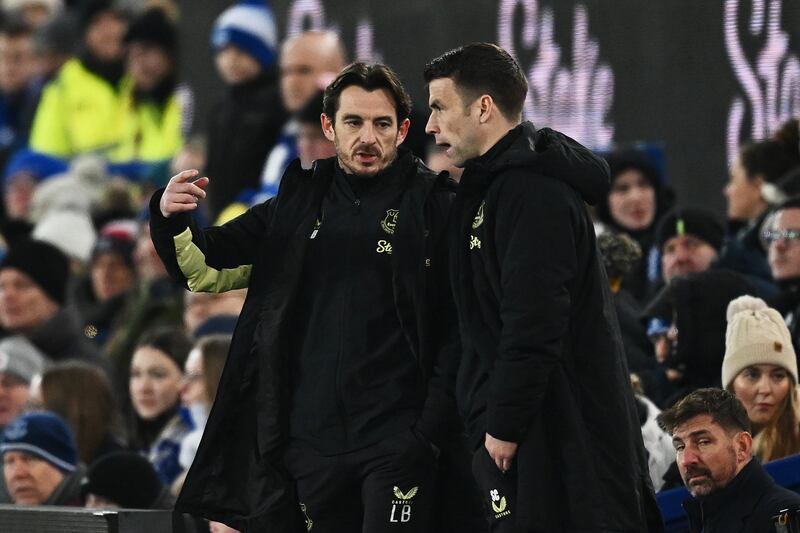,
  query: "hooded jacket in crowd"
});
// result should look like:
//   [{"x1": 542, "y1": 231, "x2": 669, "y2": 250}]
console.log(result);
[
  {"x1": 149, "y1": 151, "x2": 472, "y2": 531},
  {"x1": 451, "y1": 122, "x2": 662, "y2": 531}
]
